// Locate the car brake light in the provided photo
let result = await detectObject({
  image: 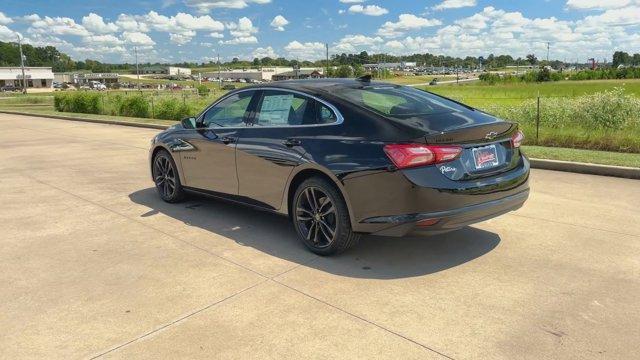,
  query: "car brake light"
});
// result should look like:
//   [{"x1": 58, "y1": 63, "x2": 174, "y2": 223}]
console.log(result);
[
  {"x1": 383, "y1": 144, "x2": 462, "y2": 169},
  {"x1": 511, "y1": 130, "x2": 524, "y2": 148}
]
